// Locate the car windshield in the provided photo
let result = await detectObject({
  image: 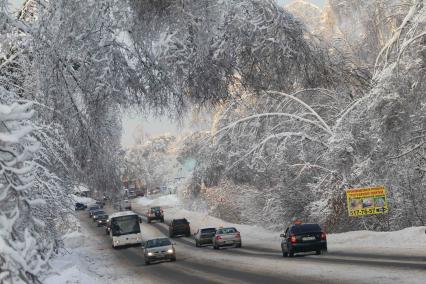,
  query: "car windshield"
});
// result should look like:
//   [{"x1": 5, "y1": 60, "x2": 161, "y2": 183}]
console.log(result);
[
  {"x1": 201, "y1": 228, "x2": 216, "y2": 234},
  {"x1": 173, "y1": 219, "x2": 188, "y2": 224},
  {"x1": 93, "y1": 210, "x2": 105, "y2": 215},
  {"x1": 146, "y1": 238, "x2": 171, "y2": 248},
  {"x1": 151, "y1": 207, "x2": 161, "y2": 212},
  {"x1": 111, "y1": 215, "x2": 140, "y2": 236},
  {"x1": 290, "y1": 224, "x2": 322, "y2": 234},
  {"x1": 98, "y1": 215, "x2": 108, "y2": 219},
  {"x1": 217, "y1": 227, "x2": 237, "y2": 234}
]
